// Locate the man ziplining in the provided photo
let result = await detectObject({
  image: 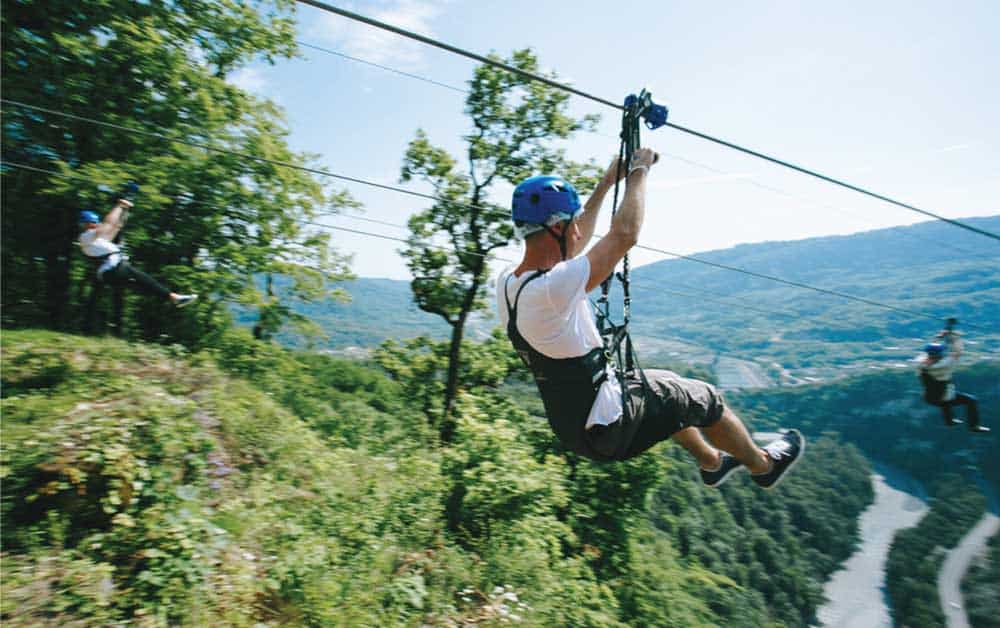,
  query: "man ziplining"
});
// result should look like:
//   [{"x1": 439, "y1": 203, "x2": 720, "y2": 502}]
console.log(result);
[
  {"x1": 497, "y1": 150, "x2": 805, "y2": 489},
  {"x1": 78, "y1": 196, "x2": 197, "y2": 310},
  {"x1": 918, "y1": 320, "x2": 989, "y2": 433}
]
